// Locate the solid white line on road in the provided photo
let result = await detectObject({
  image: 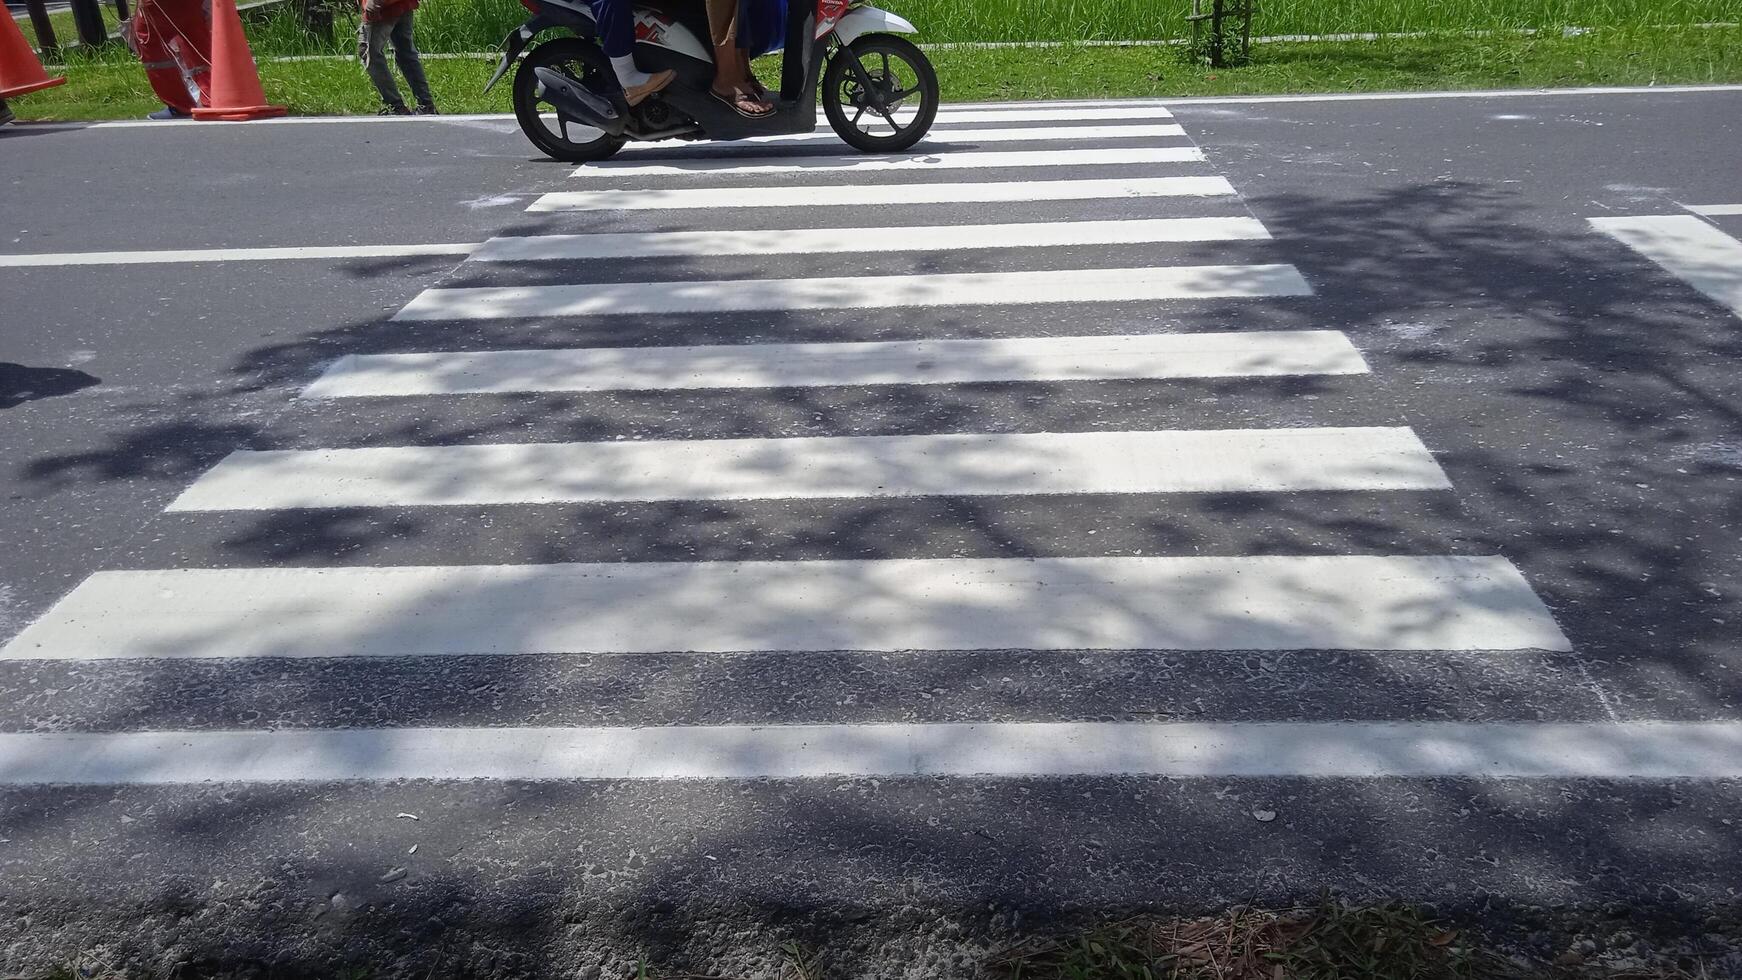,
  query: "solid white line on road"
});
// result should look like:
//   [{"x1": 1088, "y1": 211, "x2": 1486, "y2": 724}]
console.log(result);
[
  {"x1": 1590, "y1": 215, "x2": 1742, "y2": 319},
  {"x1": 302, "y1": 329, "x2": 1363, "y2": 398},
  {"x1": 8, "y1": 721, "x2": 1736, "y2": 784},
  {"x1": 1152, "y1": 83, "x2": 1742, "y2": 107},
  {"x1": 0, "y1": 555, "x2": 1570, "y2": 661},
  {"x1": 86, "y1": 112, "x2": 519, "y2": 128},
  {"x1": 468, "y1": 217, "x2": 1271, "y2": 262},
  {"x1": 167, "y1": 427, "x2": 1448, "y2": 511},
  {"x1": 393, "y1": 264, "x2": 1311, "y2": 319},
  {"x1": 615, "y1": 123, "x2": 1191, "y2": 152},
  {"x1": 571, "y1": 145, "x2": 1203, "y2": 178},
  {"x1": 526, "y1": 175, "x2": 1237, "y2": 211},
  {"x1": 1685, "y1": 204, "x2": 1742, "y2": 216},
  {"x1": 0, "y1": 243, "x2": 479, "y2": 267},
  {"x1": 67, "y1": 87, "x2": 1742, "y2": 132}
]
